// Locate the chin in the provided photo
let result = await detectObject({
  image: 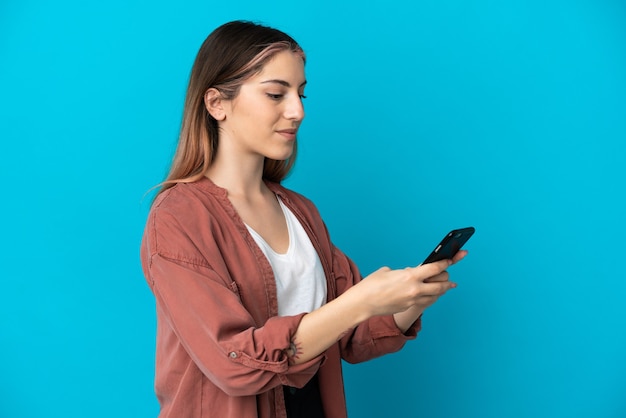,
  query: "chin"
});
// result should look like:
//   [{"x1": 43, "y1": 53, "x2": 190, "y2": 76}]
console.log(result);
[{"x1": 266, "y1": 145, "x2": 295, "y2": 161}]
